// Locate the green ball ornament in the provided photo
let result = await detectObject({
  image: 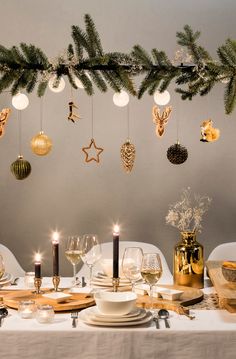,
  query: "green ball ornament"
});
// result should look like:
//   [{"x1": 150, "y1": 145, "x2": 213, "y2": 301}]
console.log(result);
[{"x1": 10, "y1": 155, "x2": 32, "y2": 180}]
